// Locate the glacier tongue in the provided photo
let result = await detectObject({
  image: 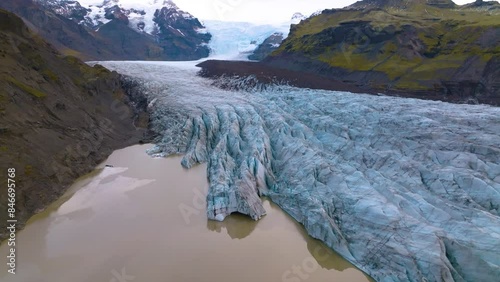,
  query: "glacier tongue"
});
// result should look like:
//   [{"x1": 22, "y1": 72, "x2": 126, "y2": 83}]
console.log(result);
[{"x1": 96, "y1": 61, "x2": 500, "y2": 282}]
